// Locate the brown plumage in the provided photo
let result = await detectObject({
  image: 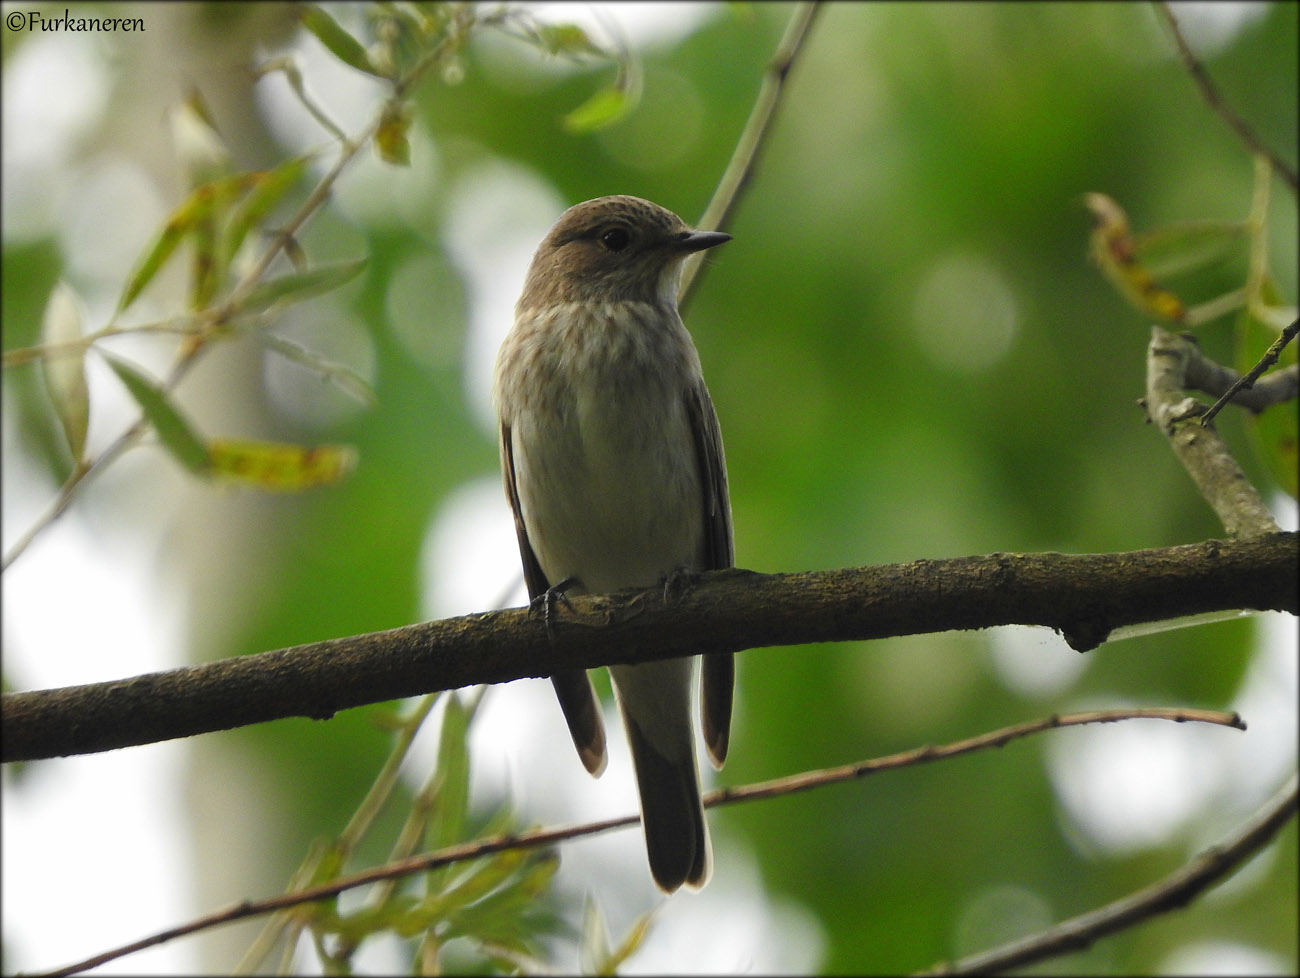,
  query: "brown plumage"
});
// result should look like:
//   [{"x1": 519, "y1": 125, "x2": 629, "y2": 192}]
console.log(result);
[{"x1": 494, "y1": 195, "x2": 734, "y2": 891}]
